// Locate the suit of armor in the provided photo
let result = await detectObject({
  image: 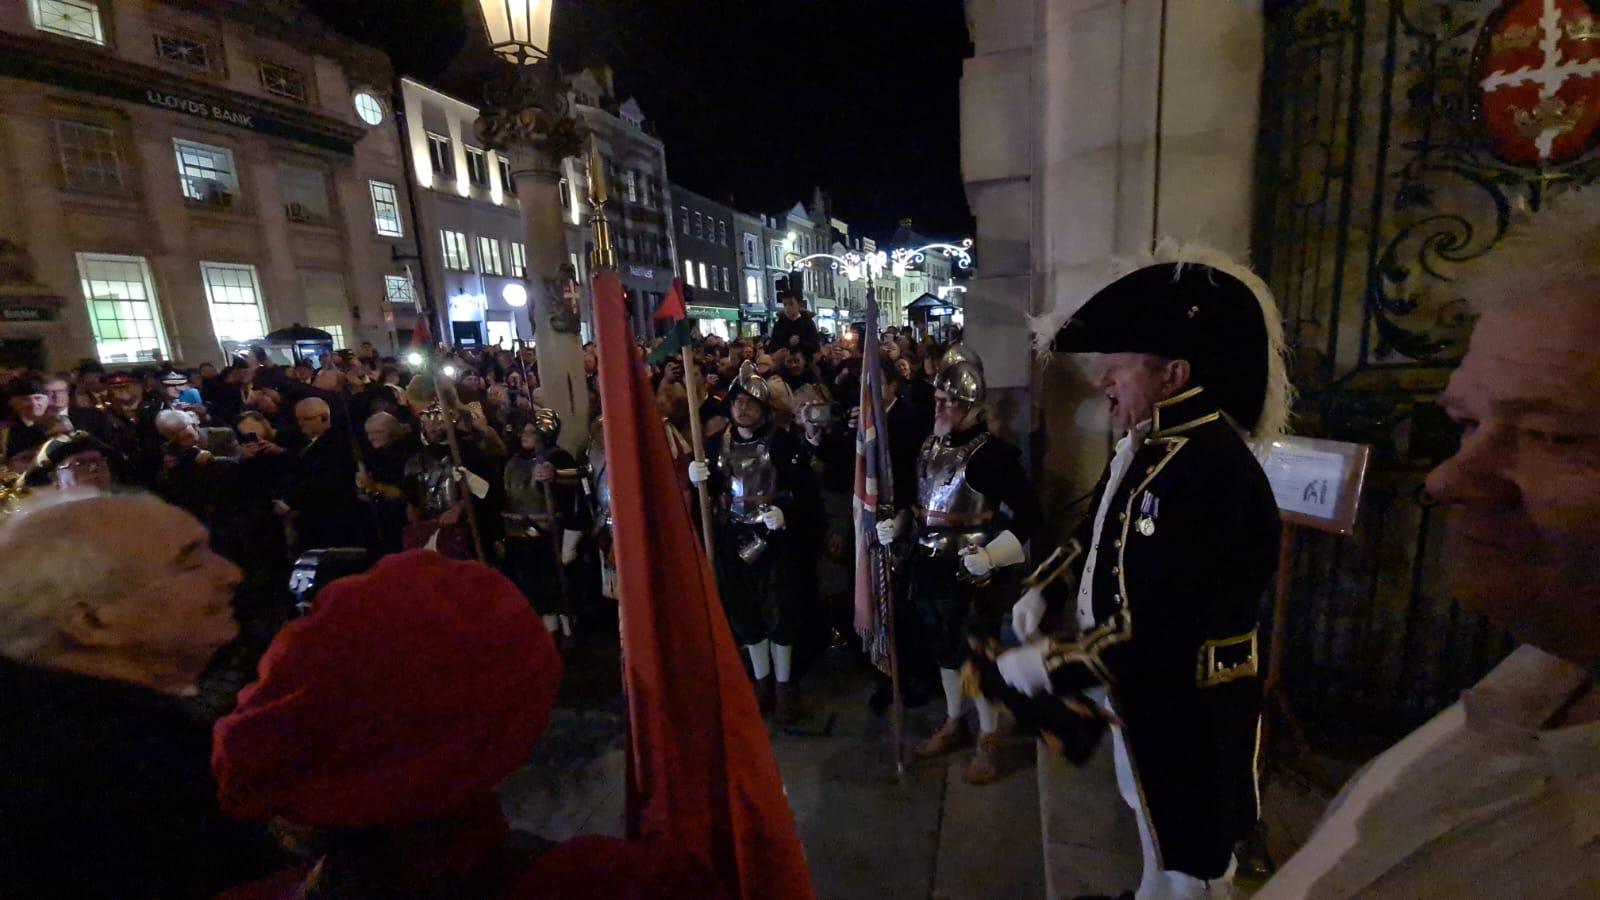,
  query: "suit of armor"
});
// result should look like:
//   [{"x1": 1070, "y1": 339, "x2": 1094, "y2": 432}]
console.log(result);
[
  {"x1": 906, "y1": 424, "x2": 1038, "y2": 670},
  {"x1": 708, "y1": 425, "x2": 816, "y2": 648}
]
